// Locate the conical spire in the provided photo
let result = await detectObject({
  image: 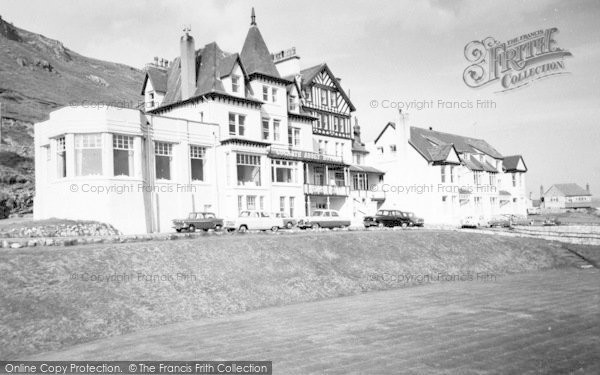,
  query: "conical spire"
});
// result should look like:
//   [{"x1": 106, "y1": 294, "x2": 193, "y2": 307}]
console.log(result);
[{"x1": 240, "y1": 8, "x2": 280, "y2": 78}]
